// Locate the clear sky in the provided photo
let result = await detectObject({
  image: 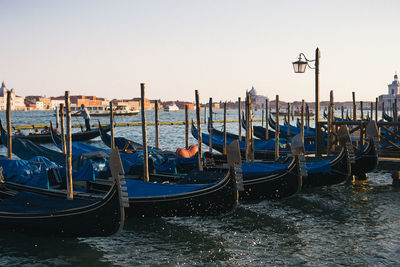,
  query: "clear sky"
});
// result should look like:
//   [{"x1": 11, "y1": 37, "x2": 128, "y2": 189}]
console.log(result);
[{"x1": 0, "y1": 0, "x2": 399, "y2": 103}]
